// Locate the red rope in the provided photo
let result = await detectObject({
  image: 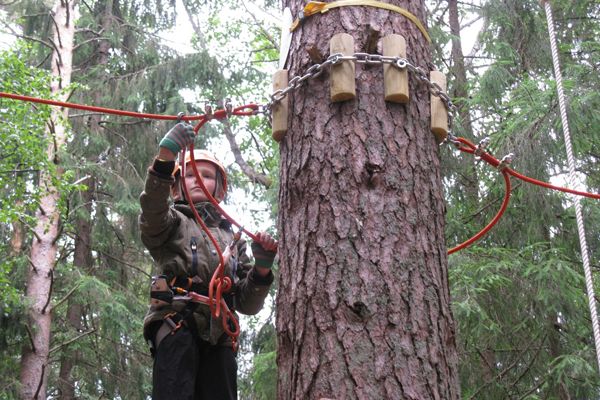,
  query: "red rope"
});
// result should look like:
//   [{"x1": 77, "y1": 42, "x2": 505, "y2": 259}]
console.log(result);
[
  {"x1": 179, "y1": 147, "x2": 239, "y2": 347},
  {"x1": 456, "y1": 137, "x2": 600, "y2": 200},
  {"x1": 187, "y1": 140, "x2": 260, "y2": 243},
  {"x1": 2, "y1": 90, "x2": 264, "y2": 346},
  {"x1": 173, "y1": 287, "x2": 239, "y2": 350},
  {"x1": 448, "y1": 136, "x2": 600, "y2": 255},
  {"x1": 1, "y1": 90, "x2": 263, "y2": 240},
  {"x1": 0, "y1": 91, "x2": 204, "y2": 121},
  {"x1": 0, "y1": 91, "x2": 261, "y2": 125},
  {"x1": 448, "y1": 146, "x2": 512, "y2": 254}
]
